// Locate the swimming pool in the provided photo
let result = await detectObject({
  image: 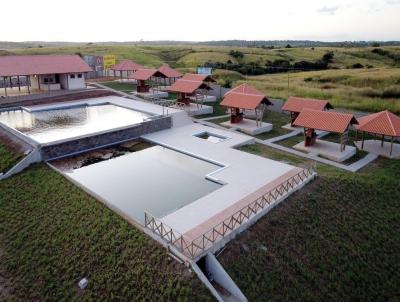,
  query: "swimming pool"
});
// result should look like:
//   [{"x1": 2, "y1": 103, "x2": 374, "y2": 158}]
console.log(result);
[
  {"x1": 63, "y1": 145, "x2": 222, "y2": 225},
  {"x1": 0, "y1": 104, "x2": 151, "y2": 144}
]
